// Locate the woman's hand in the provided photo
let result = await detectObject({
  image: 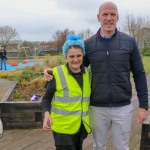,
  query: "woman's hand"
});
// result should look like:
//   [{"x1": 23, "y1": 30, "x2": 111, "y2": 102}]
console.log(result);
[{"x1": 43, "y1": 111, "x2": 52, "y2": 131}]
